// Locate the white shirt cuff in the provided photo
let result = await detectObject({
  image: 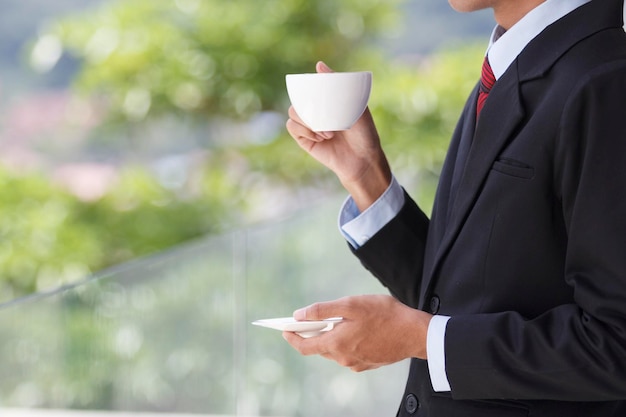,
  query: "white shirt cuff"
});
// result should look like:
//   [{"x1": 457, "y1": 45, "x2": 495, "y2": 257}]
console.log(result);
[
  {"x1": 338, "y1": 176, "x2": 405, "y2": 248},
  {"x1": 427, "y1": 315, "x2": 452, "y2": 392}
]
